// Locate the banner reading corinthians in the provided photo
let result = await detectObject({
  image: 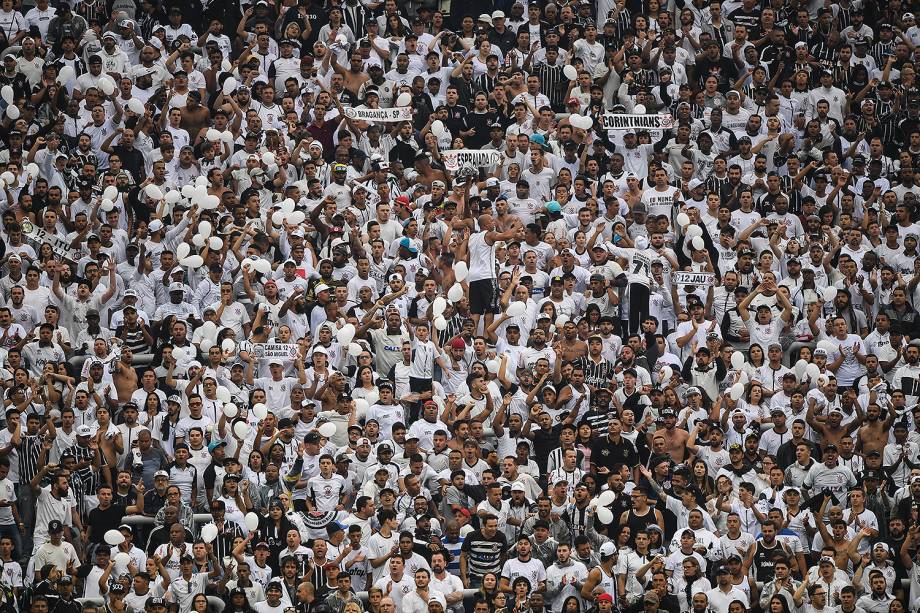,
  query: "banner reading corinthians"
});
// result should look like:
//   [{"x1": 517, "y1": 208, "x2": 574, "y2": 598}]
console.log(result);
[{"x1": 600, "y1": 113, "x2": 675, "y2": 130}]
